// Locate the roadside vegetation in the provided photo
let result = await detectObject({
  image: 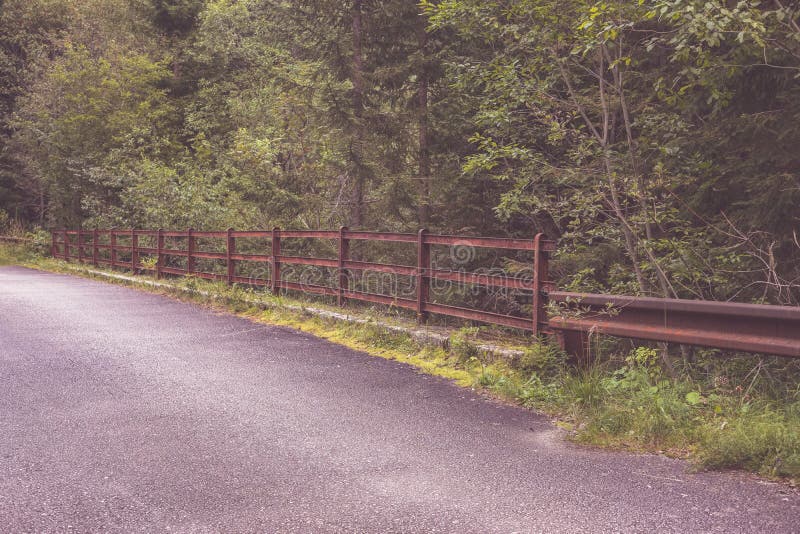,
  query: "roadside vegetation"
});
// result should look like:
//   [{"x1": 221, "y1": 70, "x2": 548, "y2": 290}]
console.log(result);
[{"x1": 3, "y1": 242, "x2": 797, "y2": 484}]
